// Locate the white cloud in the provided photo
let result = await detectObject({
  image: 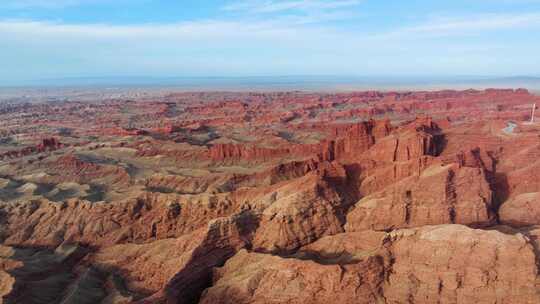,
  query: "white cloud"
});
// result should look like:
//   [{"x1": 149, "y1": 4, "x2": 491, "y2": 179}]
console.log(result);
[
  {"x1": 0, "y1": 18, "x2": 345, "y2": 77},
  {"x1": 0, "y1": 19, "x2": 316, "y2": 40},
  {"x1": 407, "y1": 13, "x2": 540, "y2": 34},
  {"x1": 1, "y1": 10, "x2": 540, "y2": 82},
  {"x1": 1, "y1": 0, "x2": 118, "y2": 9},
  {"x1": 375, "y1": 13, "x2": 540, "y2": 40},
  {"x1": 1, "y1": 12, "x2": 539, "y2": 51},
  {"x1": 223, "y1": 0, "x2": 362, "y2": 14}
]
